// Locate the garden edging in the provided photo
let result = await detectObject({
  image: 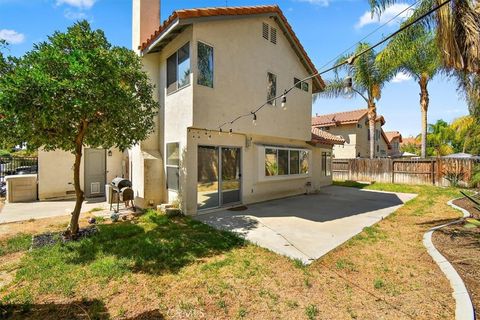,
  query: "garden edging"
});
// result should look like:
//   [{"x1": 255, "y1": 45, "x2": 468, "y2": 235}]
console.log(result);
[{"x1": 422, "y1": 197, "x2": 476, "y2": 320}]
